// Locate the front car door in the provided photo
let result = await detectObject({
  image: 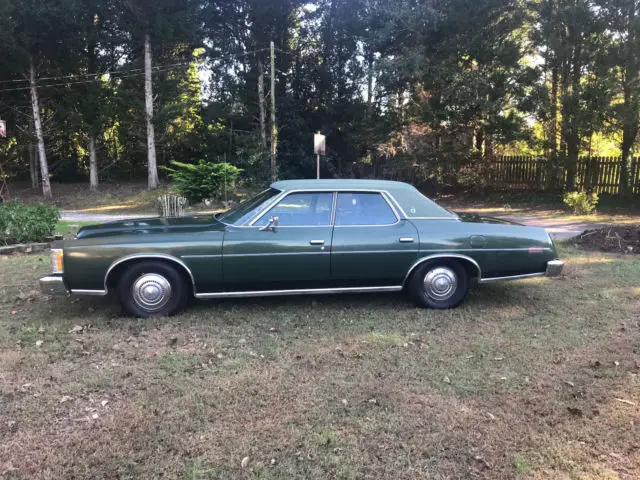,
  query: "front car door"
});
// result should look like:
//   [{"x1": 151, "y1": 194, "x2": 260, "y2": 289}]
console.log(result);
[
  {"x1": 222, "y1": 191, "x2": 335, "y2": 291},
  {"x1": 330, "y1": 191, "x2": 420, "y2": 287}
]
